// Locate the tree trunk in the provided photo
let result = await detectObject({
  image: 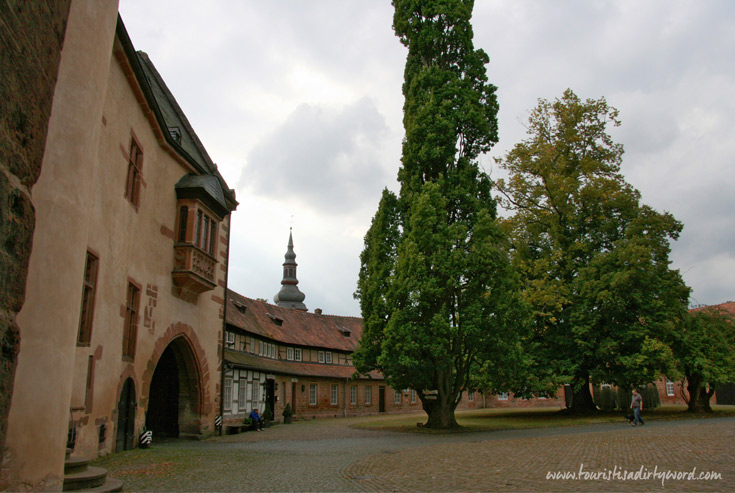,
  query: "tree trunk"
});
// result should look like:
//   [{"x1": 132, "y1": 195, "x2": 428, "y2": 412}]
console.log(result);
[
  {"x1": 685, "y1": 376, "x2": 709, "y2": 413},
  {"x1": 422, "y1": 393, "x2": 459, "y2": 429},
  {"x1": 568, "y1": 373, "x2": 598, "y2": 414}
]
